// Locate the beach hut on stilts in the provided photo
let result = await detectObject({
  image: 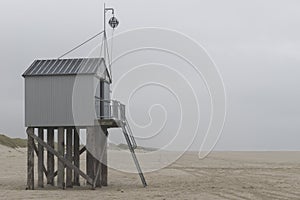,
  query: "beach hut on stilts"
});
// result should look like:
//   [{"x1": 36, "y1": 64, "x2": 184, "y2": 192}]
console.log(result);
[{"x1": 22, "y1": 5, "x2": 147, "y2": 190}]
